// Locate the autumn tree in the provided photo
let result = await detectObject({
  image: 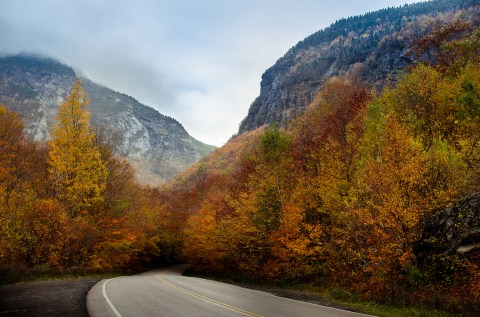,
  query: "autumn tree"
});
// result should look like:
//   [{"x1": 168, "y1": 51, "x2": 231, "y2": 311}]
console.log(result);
[
  {"x1": 0, "y1": 96, "x2": 161, "y2": 272},
  {"x1": 453, "y1": 64, "x2": 480, "y2": 192},
  {"x1": 410, "y1": 22, "x2": 480, "y2": 76},
  {"x1": 48, "y1": 80, "x2": 107, "y2": 217},
  {"x1": 256, "y1": 124, "x2": 292, "y2": 230},
  {"x1": 0, "y1": 105, "x2": 41, "y2": 203},
  {"x1": 157, "y1": 21, "x2": 480, "y2": 315}
]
